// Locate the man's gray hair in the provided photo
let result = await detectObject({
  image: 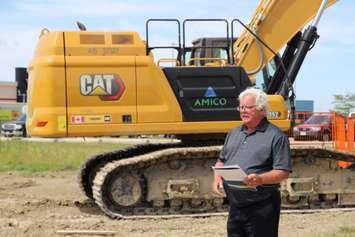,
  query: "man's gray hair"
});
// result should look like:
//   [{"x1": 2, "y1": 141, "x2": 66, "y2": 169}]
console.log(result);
[{"x1": 239, "y1": 87, "x2": 269, "y2": 115}]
